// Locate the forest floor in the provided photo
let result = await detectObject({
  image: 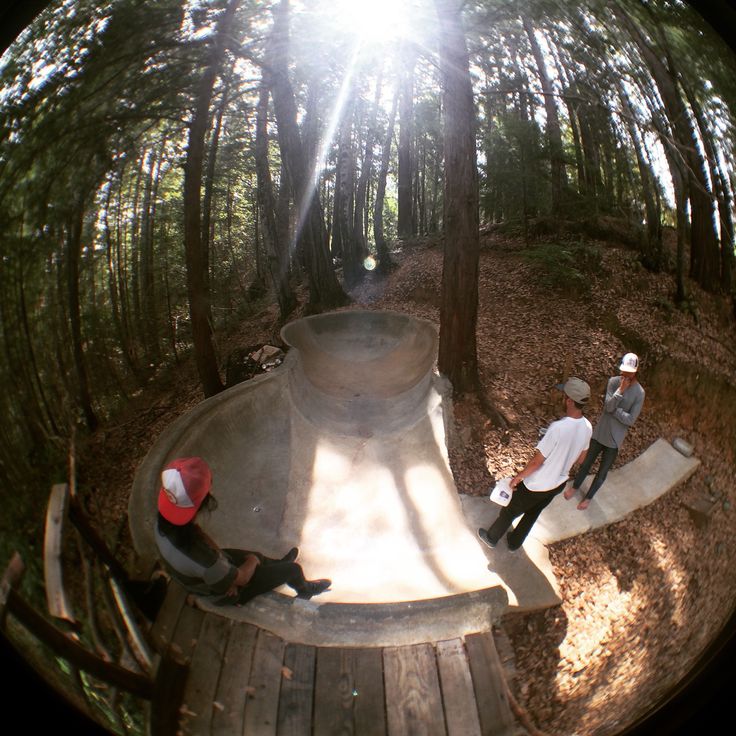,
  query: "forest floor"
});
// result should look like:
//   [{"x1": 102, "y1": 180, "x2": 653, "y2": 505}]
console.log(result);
[{"x1": 80, "y1": 230, "x2": 736, "y2": 736}]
